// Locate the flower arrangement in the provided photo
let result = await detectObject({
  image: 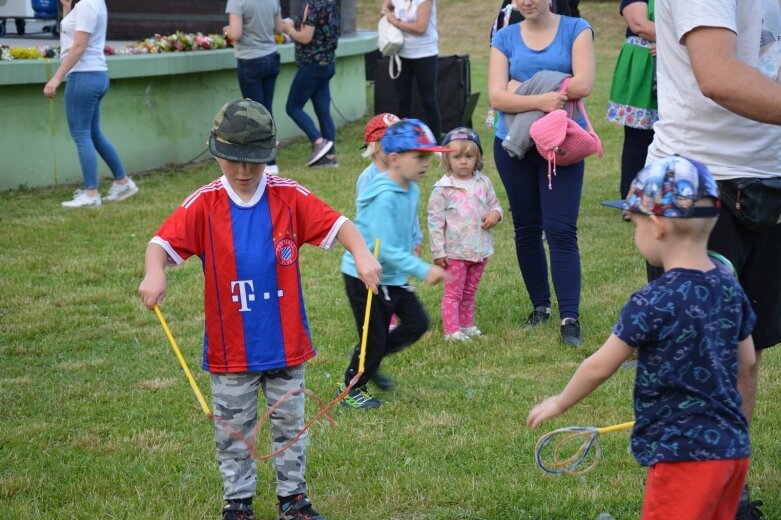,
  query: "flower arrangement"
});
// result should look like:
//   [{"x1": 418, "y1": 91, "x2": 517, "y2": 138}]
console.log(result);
[
  {"x1": 0, "y1": 32, "x2": 231, "y2": 61},
  {"x1": 108, "y1": 31, "x2": 231, "y2": 55},
  {"x1": 0, "y1": 44, "x2": 59, "y2": 61}
]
